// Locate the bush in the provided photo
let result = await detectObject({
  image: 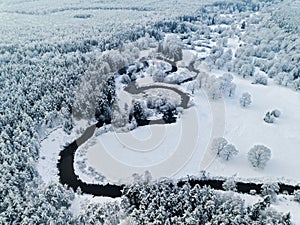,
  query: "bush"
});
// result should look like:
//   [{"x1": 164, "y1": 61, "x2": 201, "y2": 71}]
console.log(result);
[
  {"x1": 271, "y1": 109, "x2": 281, "y2": 118},
  {"x1": 264, "y1": 112, "x2": 275, "y2": 123}
]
